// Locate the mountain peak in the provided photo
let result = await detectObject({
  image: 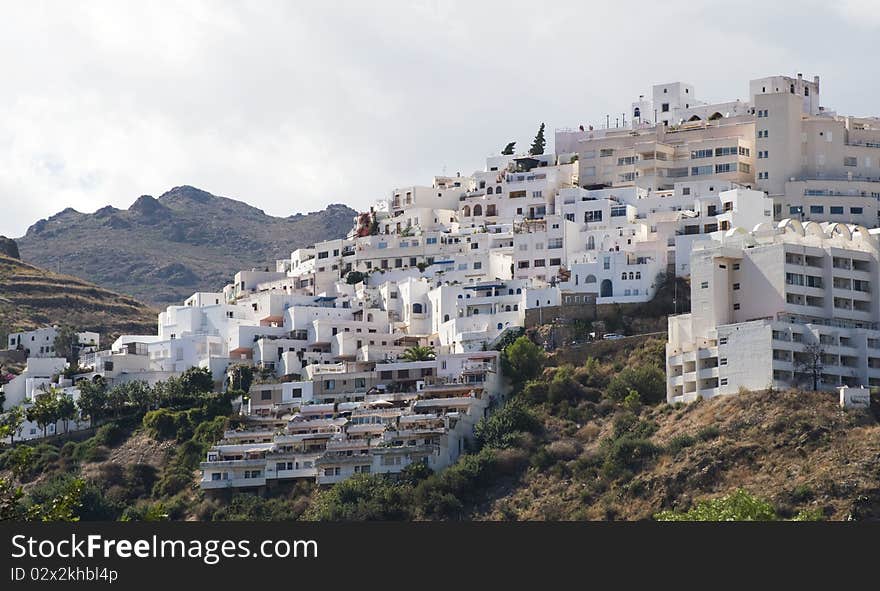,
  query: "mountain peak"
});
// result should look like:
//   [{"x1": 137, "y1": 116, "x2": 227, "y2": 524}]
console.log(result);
[
  {"x1": 129, "y1": 195, "x2": 170, "y2": 218},
  {"x1": 159, "y1": 185, "x2": 215, "y2": 204}
]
